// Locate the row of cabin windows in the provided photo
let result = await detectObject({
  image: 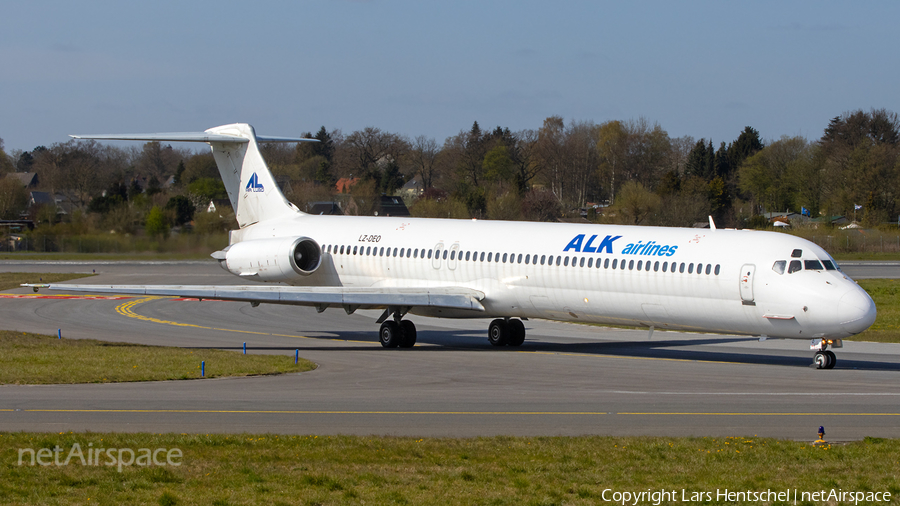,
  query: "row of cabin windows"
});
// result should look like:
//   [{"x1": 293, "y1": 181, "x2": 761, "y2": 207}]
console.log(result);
[{"x1": 323, "y1": 244, "x2": 721, "y2": 275}]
